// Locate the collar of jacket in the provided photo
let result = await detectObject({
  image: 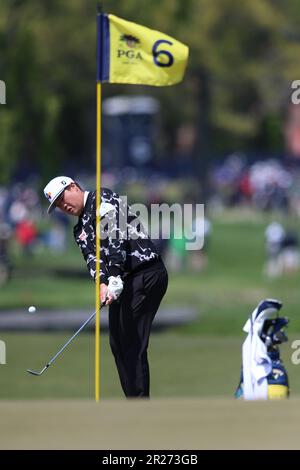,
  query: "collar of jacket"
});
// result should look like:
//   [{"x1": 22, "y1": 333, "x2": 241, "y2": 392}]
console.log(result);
[
  {"x1": 83, "y1": 191, "x2": 95, "y2": 214},
  {"x1": 78, "y1": 189, "x2": 115, "y2": 222}
]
